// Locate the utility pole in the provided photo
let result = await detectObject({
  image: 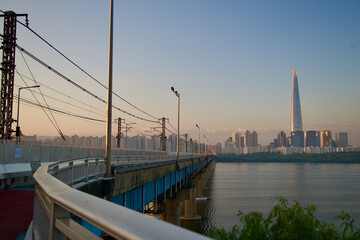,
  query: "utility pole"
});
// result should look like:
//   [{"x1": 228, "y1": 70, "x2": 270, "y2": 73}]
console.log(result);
[
  {"x1": 116, "y1": 117, "x2": 121, "y2": 148},
  {"x1": 0, "y1": 11, "x2": 28, "y2": 139},
  {"x1": 160, "y1": 117, "x2": 167, "y2": 151},
  {"x1": 105, "y1": 0, "x2": 114, "y2": 177}
]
